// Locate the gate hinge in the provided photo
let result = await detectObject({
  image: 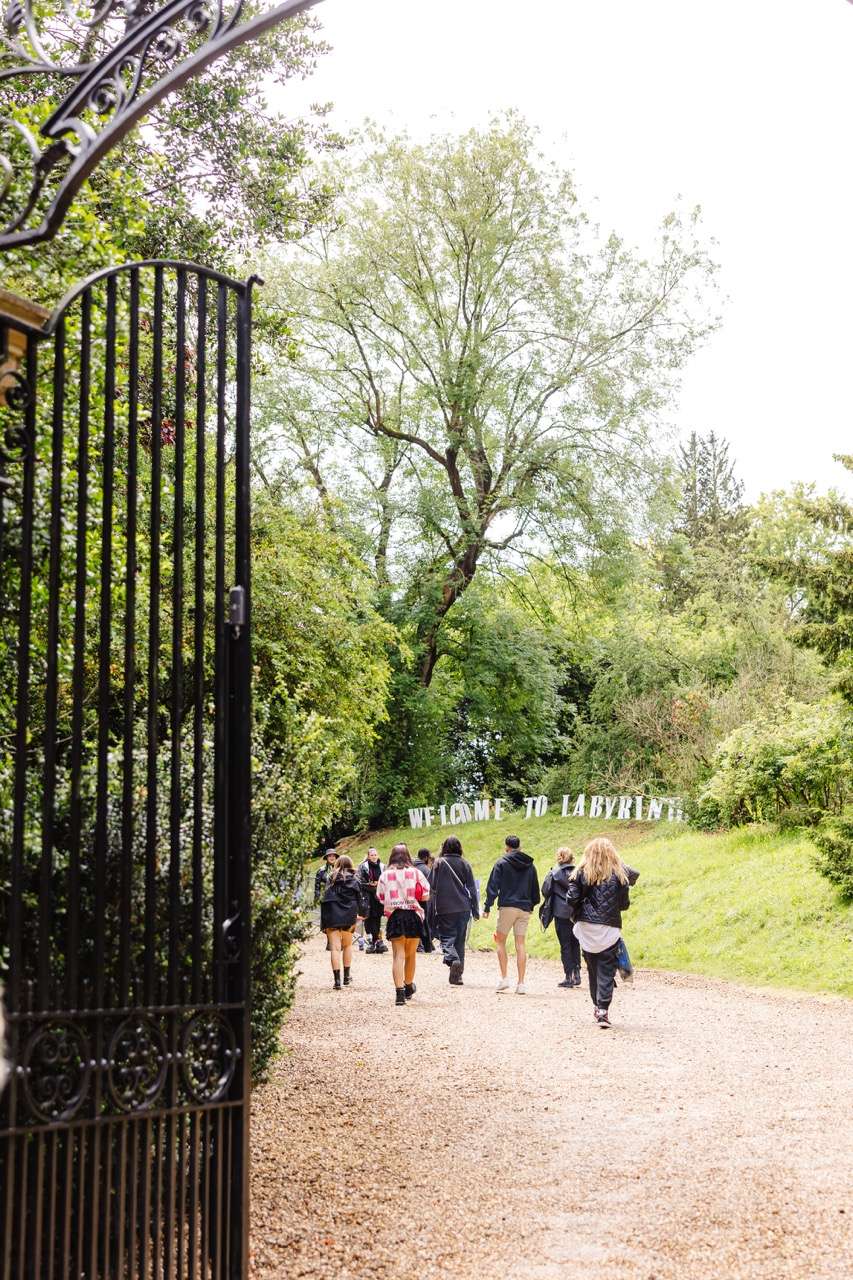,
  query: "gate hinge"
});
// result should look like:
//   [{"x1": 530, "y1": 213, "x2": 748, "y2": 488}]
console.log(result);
[{"x1": 228, "y1": 584, "x2": 246, "y2": 637}]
